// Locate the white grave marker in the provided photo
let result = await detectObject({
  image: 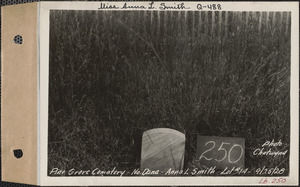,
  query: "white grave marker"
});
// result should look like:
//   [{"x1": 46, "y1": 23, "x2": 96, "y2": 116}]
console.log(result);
[{"x1": 140, "y1": 128, "x2": 185, "y2": 175}]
